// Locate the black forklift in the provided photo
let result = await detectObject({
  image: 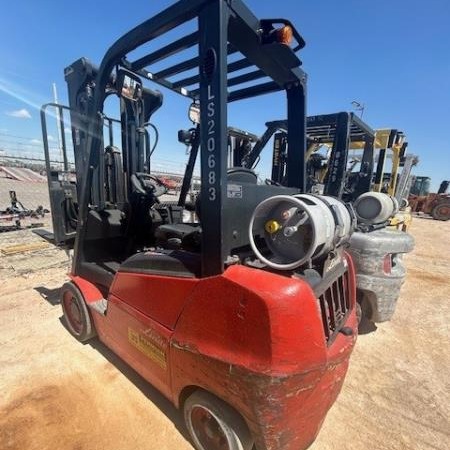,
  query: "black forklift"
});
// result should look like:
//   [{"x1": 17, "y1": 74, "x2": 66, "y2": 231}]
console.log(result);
[
  {"x1": 39, "y1": 1, "x2": 358, "y2": 449},
  {"x1": 237, "y1": 112, "x2": 376, "y2": 201}
]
